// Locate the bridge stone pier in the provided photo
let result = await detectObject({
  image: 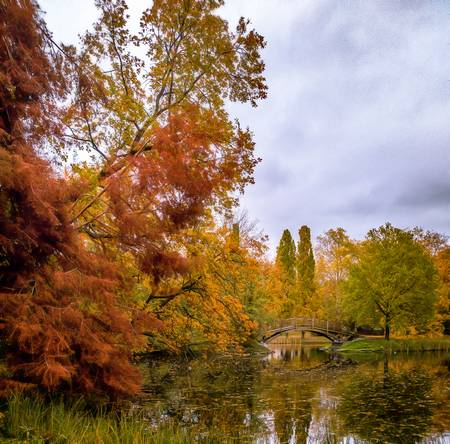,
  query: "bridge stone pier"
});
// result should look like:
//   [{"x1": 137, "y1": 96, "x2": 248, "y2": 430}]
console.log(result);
[{"x1": 261, "y1": 317, "x2": 357, "y2": 345}]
